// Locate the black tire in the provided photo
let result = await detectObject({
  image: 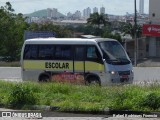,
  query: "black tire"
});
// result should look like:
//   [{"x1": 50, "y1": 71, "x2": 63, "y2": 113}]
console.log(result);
[
  {"x1": 39, "y1": 75, "x2": 50, "y2": 82},
  {"x1": 86, "y1": 76, "x2": 101, "y2": 86}
]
